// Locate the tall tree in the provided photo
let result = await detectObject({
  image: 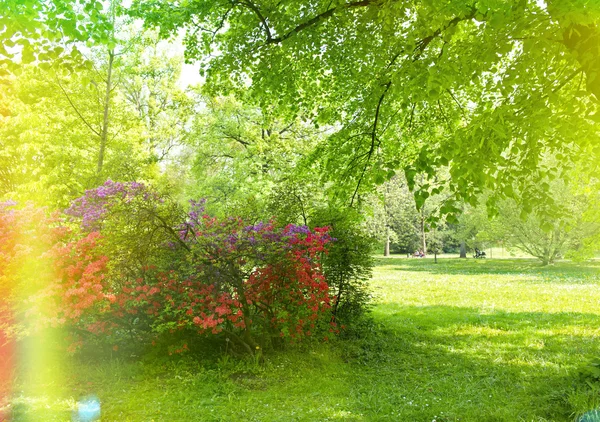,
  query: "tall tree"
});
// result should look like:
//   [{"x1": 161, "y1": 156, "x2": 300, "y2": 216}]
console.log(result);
[
  {"x1": 0, "y1": 63, "x2": 149, "y2": 207},
  {"x1": 0, "y1": 31, "x2": 195, "y2": 207},
  {"x1": 132, "y1": 0, "x2": 600, "y2": 213},
  {"x1": 119, "y1": 33, "x2": 195, "y2": 167},
  {"x1": 366, "y1": 175, "x2": 448, "y2": 255}
]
